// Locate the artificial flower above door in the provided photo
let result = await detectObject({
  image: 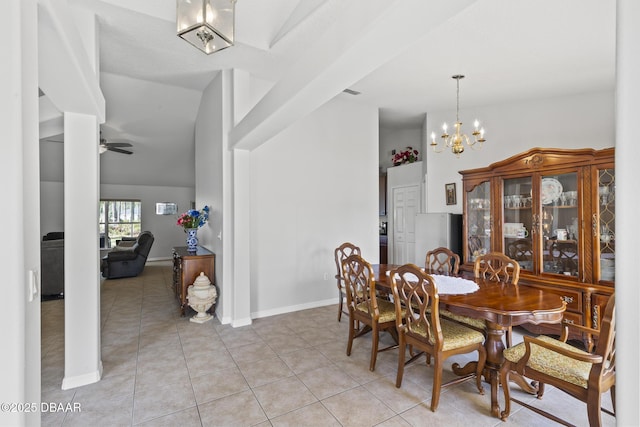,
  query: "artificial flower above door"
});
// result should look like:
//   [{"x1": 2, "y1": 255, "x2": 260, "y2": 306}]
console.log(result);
[{"x1": 392, "y1": 147, "x2": 419, "y2": 166}]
